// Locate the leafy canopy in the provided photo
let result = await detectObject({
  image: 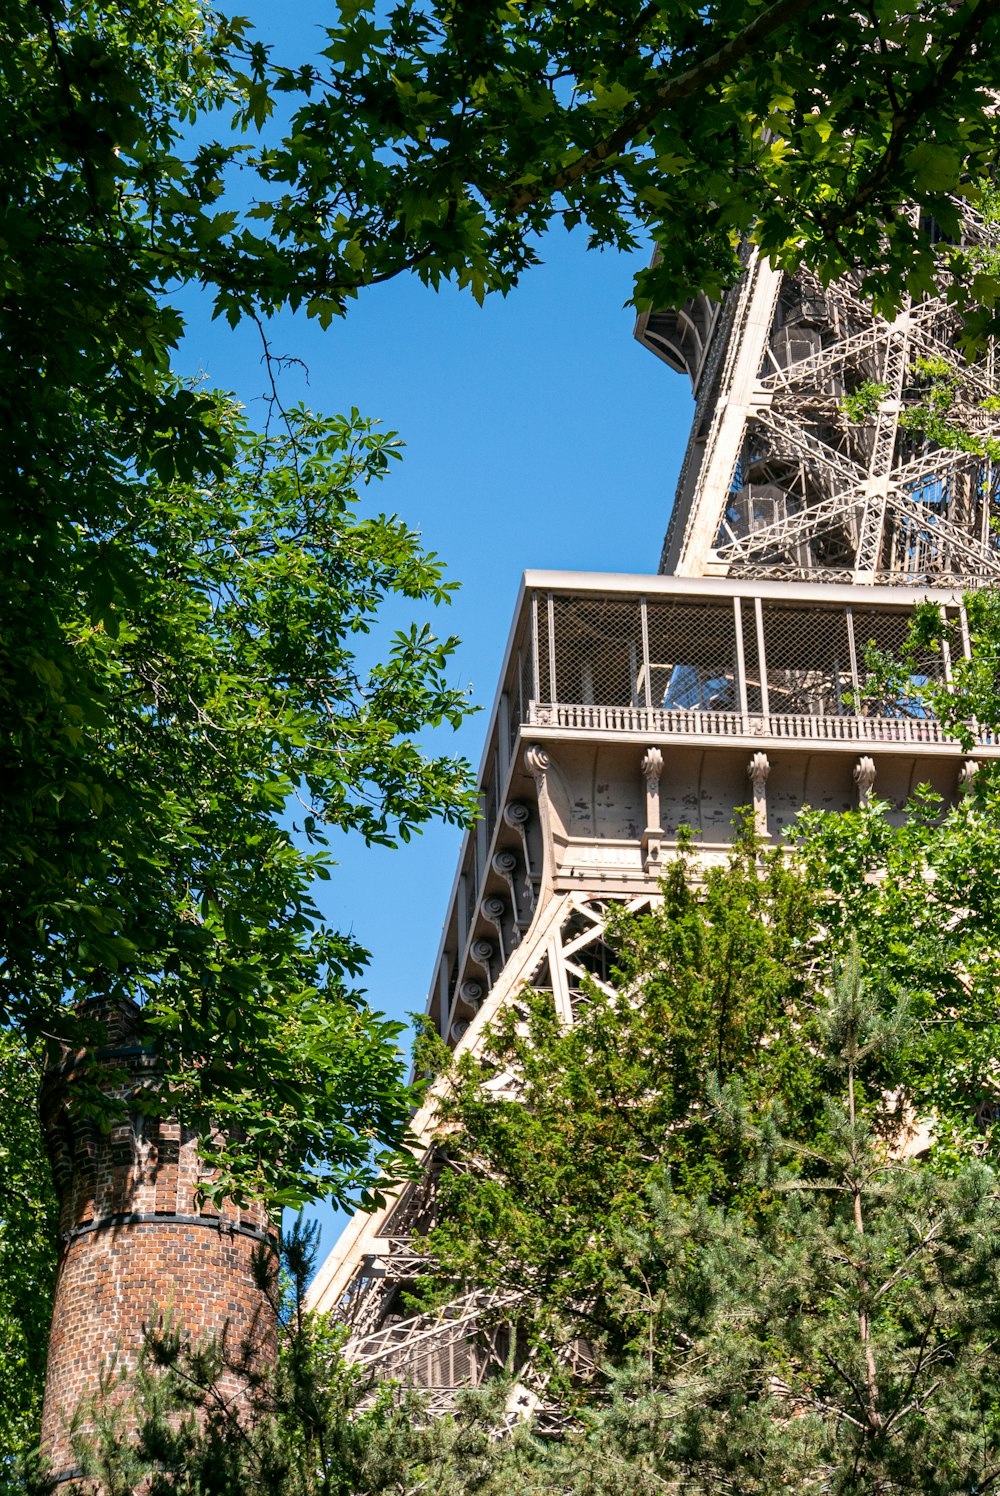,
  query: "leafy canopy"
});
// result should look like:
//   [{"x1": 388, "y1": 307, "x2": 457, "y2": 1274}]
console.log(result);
[
  {"x1": 199, "y1": 0, "x2": 1000, "y2": 332},
  {"x1": 0, "y1": 1034, "x2": 57, "y2": 1478},
  {"x1": 25, "y1": 0, "x2": 1000, "y2": 350},
  {"x1": 10, "y1": 398, "x2": 477, "y2": 1210},
  {"x1": 2, "y1": 0, "x2": 478, "y2": 1211}
]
